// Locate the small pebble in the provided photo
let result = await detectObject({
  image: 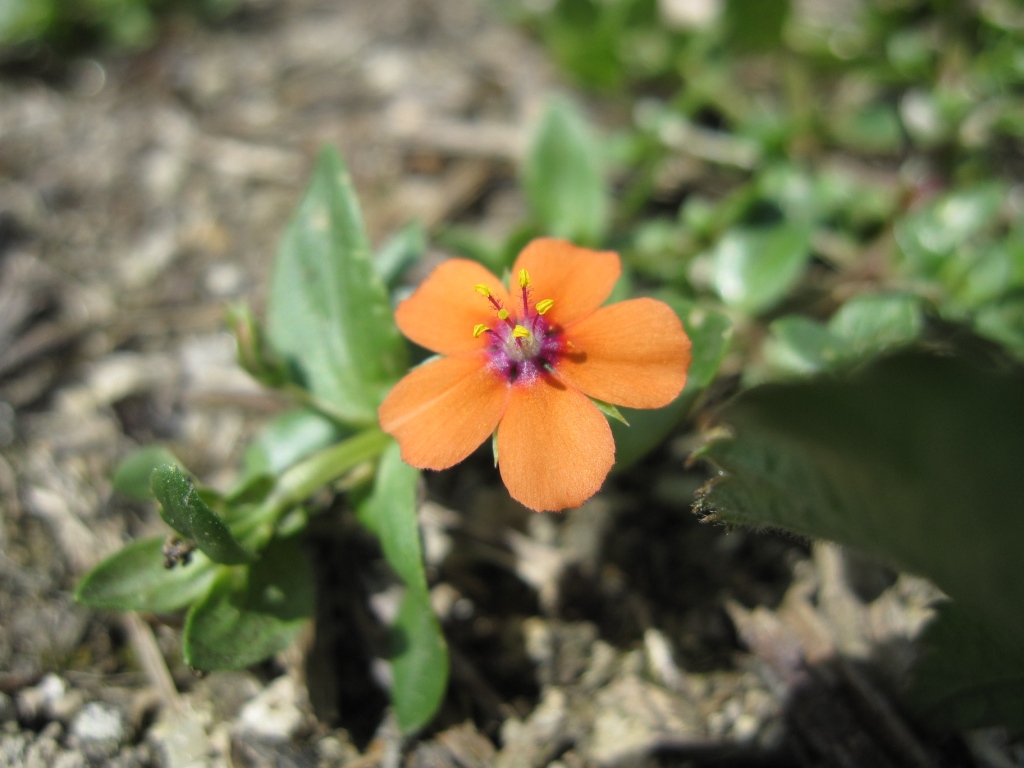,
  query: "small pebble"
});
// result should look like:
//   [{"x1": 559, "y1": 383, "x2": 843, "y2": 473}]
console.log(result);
[
  {"x1": 17, "y1": 674, "x2": 81, "y2": 723},
  {"x1": 70, "y1": 702, "x2": 127, "y2": 748},
  {"x1": 236, "y1": 676, "x2": 305, "y2": 741}
]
